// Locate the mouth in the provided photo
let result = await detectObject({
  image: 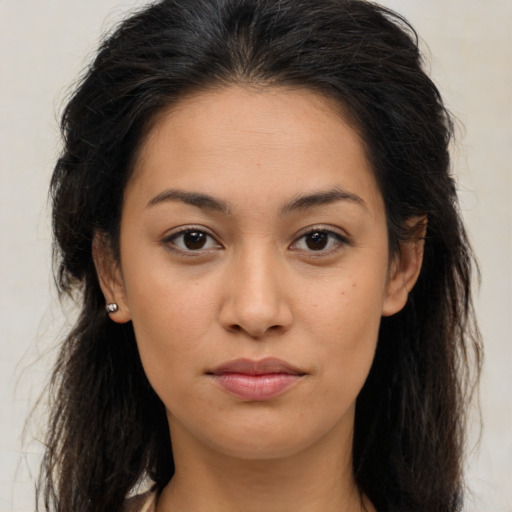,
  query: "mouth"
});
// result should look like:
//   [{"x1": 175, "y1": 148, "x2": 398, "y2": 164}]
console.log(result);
[{"x1": 206, "y1": 357, "x2": 306, "y2": 401}]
